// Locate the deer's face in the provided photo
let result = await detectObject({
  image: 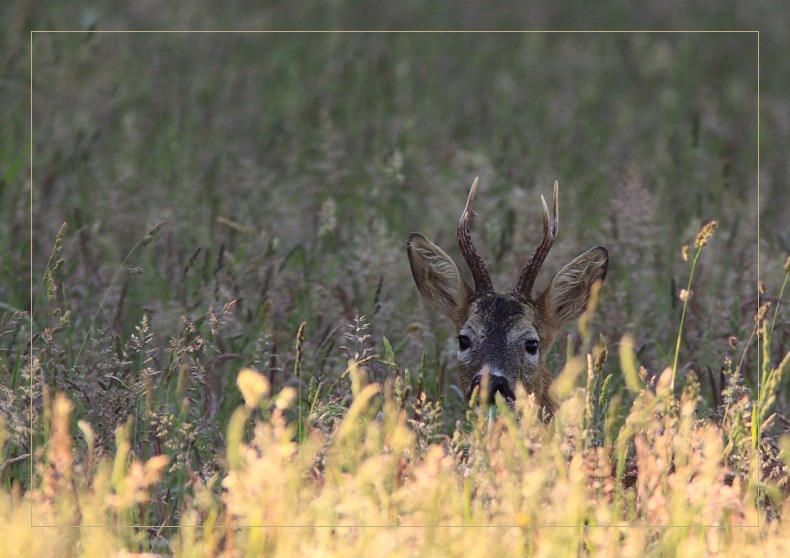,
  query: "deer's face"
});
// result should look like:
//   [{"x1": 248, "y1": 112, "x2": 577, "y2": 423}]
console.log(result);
[
  {"x1": 407, "y1": 178, "x2": 608, "y2": 419},
  {"x1": 457, "y1": 293, "x2": 542, "y2": 404}
]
